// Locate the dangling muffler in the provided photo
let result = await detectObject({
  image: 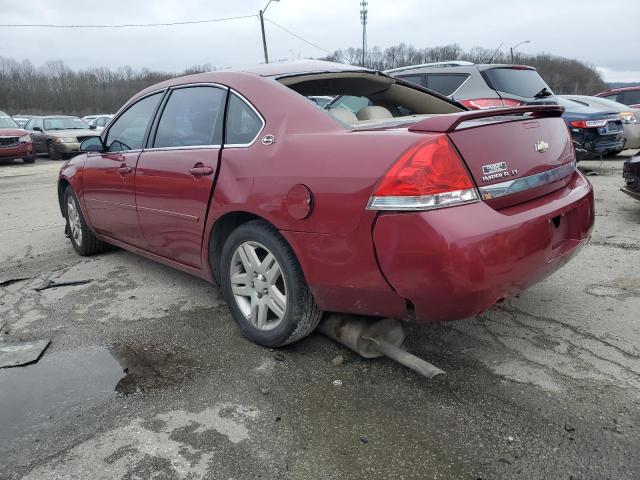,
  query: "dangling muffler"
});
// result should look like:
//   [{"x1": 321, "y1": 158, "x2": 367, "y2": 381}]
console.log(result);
[{"x1": 318, "y1": 314, "x2": 445, "y2": 379}]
